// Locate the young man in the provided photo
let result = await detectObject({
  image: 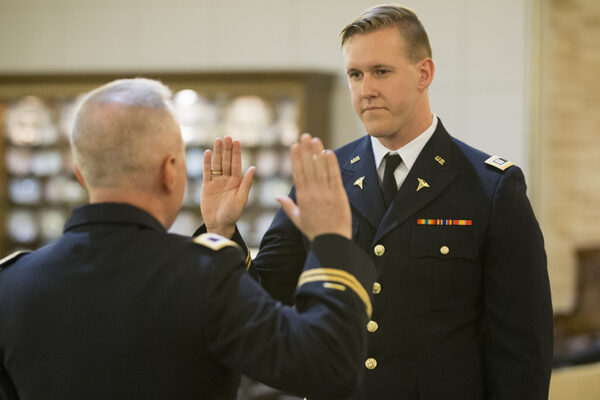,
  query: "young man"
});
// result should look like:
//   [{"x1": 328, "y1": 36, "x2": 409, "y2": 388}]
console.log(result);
[
  {"x1": 202, "y1": 5, "x2": 553, "y2": 400},
  {"x1": 0, "y1": 78, "x2": 375, "y2": 399}
]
